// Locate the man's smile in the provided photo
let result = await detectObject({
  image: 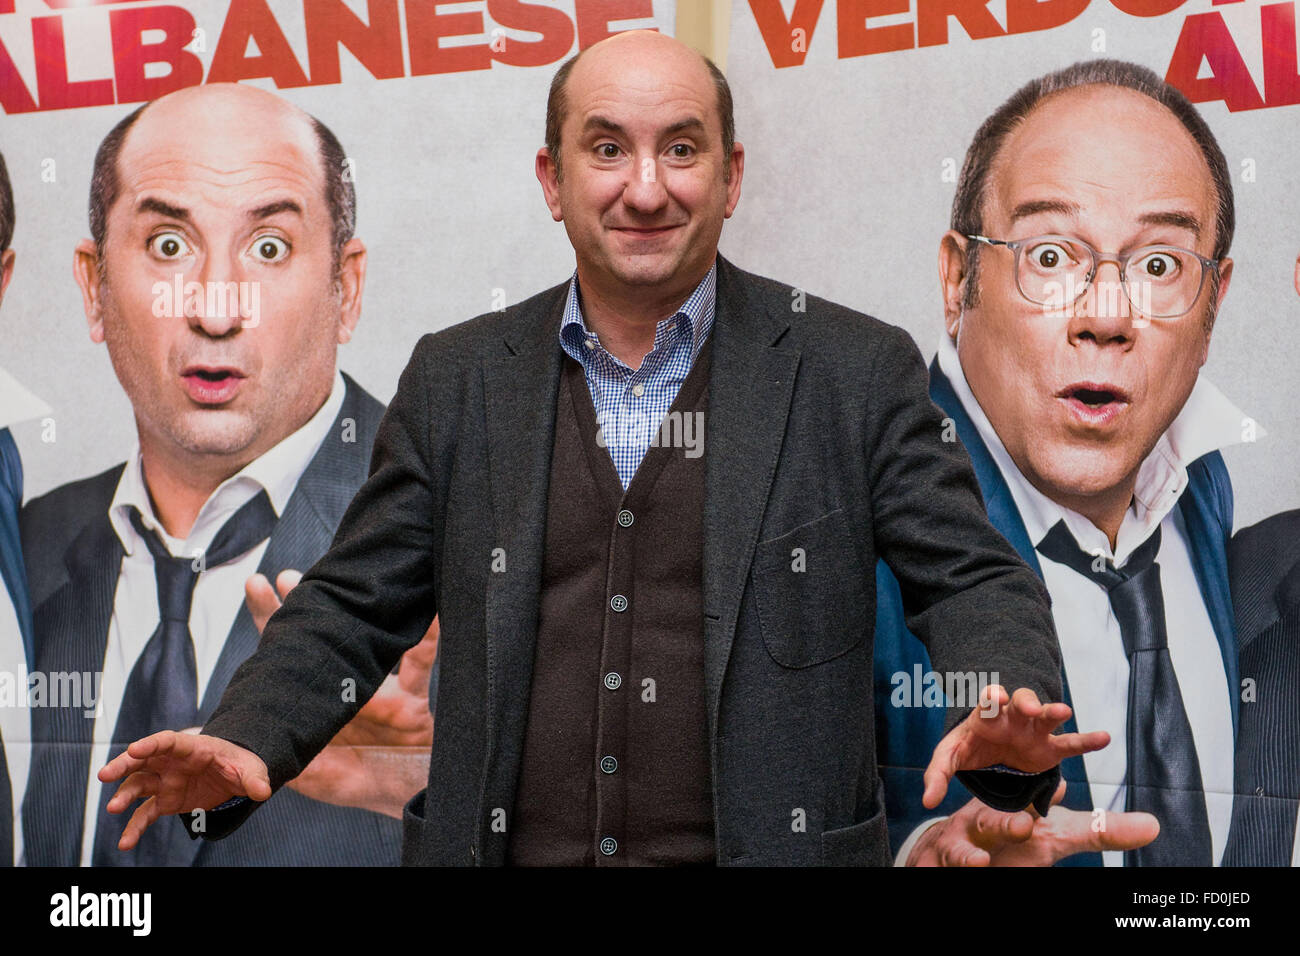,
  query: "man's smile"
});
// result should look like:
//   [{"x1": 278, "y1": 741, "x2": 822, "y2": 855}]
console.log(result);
[{"x1": 611, "y1": 224, "x2": 684, "y2": 239}]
